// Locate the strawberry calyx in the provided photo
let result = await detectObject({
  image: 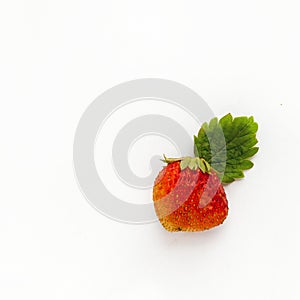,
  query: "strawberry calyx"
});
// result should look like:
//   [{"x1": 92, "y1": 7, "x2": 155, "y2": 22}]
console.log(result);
[{"x1": 162, "y1": 155, "x2": 211, "y2": 173}]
